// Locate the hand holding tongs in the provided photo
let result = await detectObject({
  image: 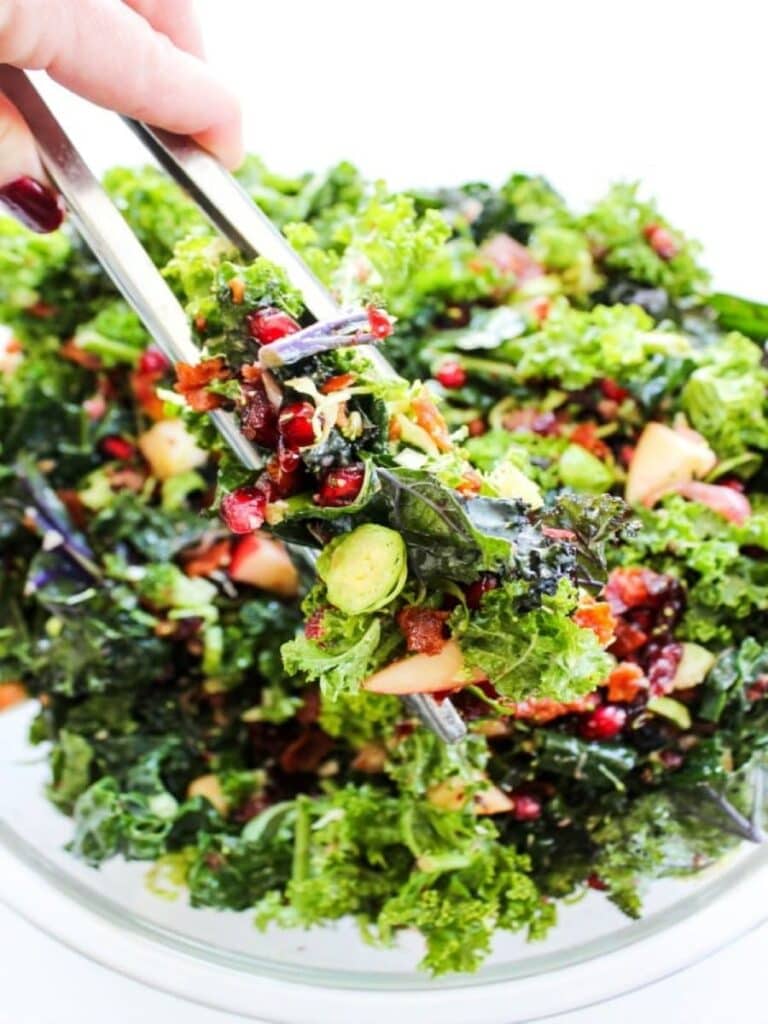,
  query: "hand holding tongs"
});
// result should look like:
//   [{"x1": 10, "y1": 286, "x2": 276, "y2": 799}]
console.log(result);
[{"x1": 0, "y1": 65, "x2": 466, "y2": 744}]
